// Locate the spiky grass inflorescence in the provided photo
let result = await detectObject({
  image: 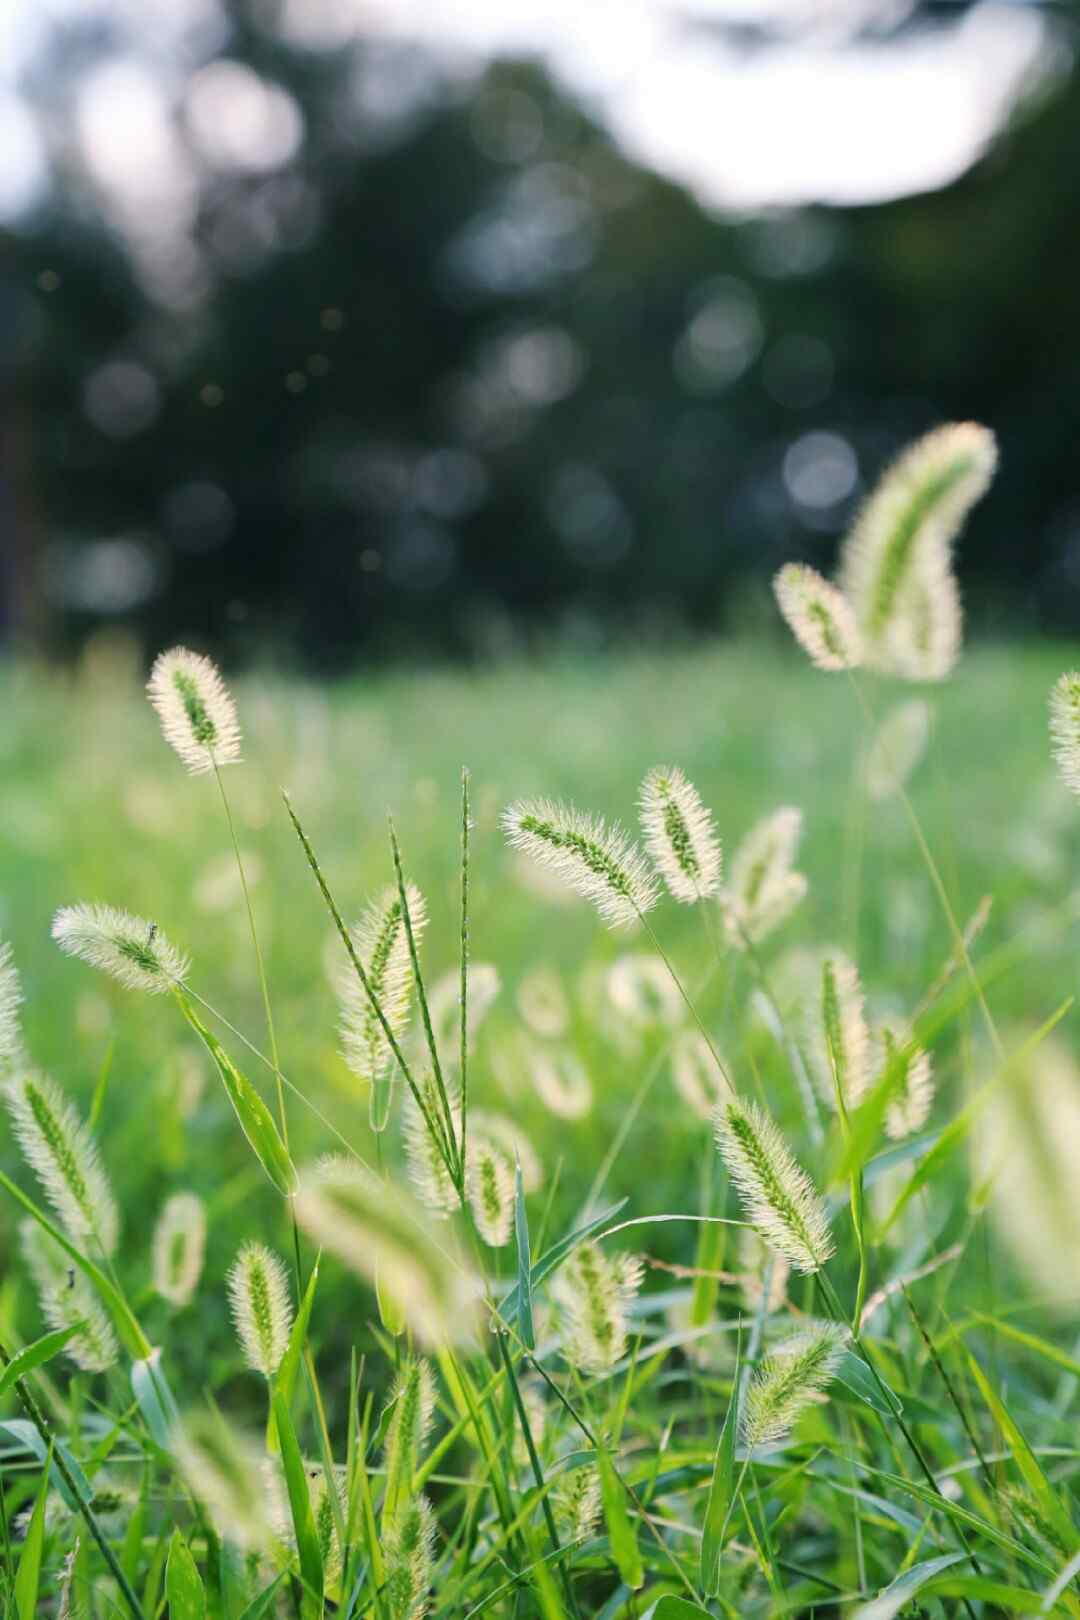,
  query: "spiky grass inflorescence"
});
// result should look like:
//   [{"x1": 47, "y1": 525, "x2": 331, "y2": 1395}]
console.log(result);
[
  {"x1": 147, "y1": 646, "x2": 242, "y2": 775},
  {"x1": 427, "y1": 961, "x2": 500, "y2": 1061},
  {"x1": 638, "y1": 765, "x2": 722, "y2": 902},
  {"x1": 722, "y1": 806, "x2": 807, "y2": 948},
  {"x1": 466, "y1": 1108, "x2": 543, "y2": 1192},
  {"x1": 552, "y1": 1240, "x2": 643, "y2": 1373},
  {"x1": 502, "y1": 799, "x2": 659, "y2": 929},
  {"x1": 4, "y1": 1071, "x2": 119, "y2": 1255},
  {"x1": 294, "y1": 1156, "x2": 481, "y2": 1347},
  {"x1": 714, "y1": 1097, "x2": 833, "y2": 1274},
  {"x1": 466, "y1": 1134, "x2": 515, "y2": 1247},
  {"x1": 773, "y1": 563, "x2": 862, "y2": 672},
  {"x1": 51, "y1": 903, "x2": 189, "y2": 993},
  {"x1": 338, "y1": 883, "x2": 427, "y2": 1090},
  {"x1": 516, "y1": 966, "x2": 570, "y2": 1038},
  {"x1": 21, "y1": 1219, "x2": 118, "y2": 1373},
  {"x1": 839, "y1": 422, "x2": 996, "y2": 679},
  {"x1": 523, "y1": 1038, "x2": 593, "y2": 1120},
  {"x1": 552, "y1": 1465, "x2": 603, "y2": 1543},
  {"x1": 265, "y1": 1457, "x2": 347, "y2": 1587},
  {"x1": 0, "y1": 939, "x2": 25, "y2": 1072},
  {"x1": 383, "y1": 1495, "x2": 436, "y2": 1620},
  {"x1": 226, "y1": 1241, "x2": 293, "y2": 1377},
  {"x1": 1050, "y1": 672, "x2": 1080, "y2": 797},
  {"x1": 811, "y1": 950, "x2": 871, "y2": 1112},
  {"x1": 607, "y1": 953, "x2": 683, "y2": 1028},
  {"x1": 671, "y1": 1029, "x2": 727, "y2": 1121},
  {"x1": 382, "y1": 1357, "x2": 436, "y2": 1523},
  {"x1": 404, "y1": 1073, "x2": 461, "y2": 1216},
  {"x1": 152, "y1": 1191, "x2": 207, "y2": 1307},
  {"x1": 865, "y1": 697, "x2": 931, "y2": 801},
  {"x1": 737, "y1": 1227, "x2": 790, "y2": 1316},
  {"x1": 878, "y1": 1026, "x2": 935, "y2": 1140},
  {"x1": 174, "y1": 1411, "x2": 271, "y2": 1551},
  {"x1": 741, "y1": 1322, "x2": 847, "y2": 1450}
]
